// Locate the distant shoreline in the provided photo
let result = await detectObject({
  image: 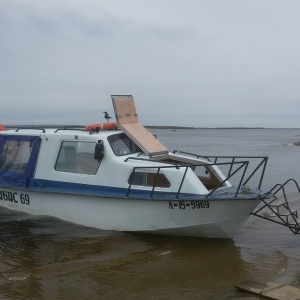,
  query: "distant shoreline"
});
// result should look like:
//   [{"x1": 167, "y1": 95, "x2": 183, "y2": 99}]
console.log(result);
[{"x1": 4, "y1": 125, "x2": 298, "y2": 130}]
